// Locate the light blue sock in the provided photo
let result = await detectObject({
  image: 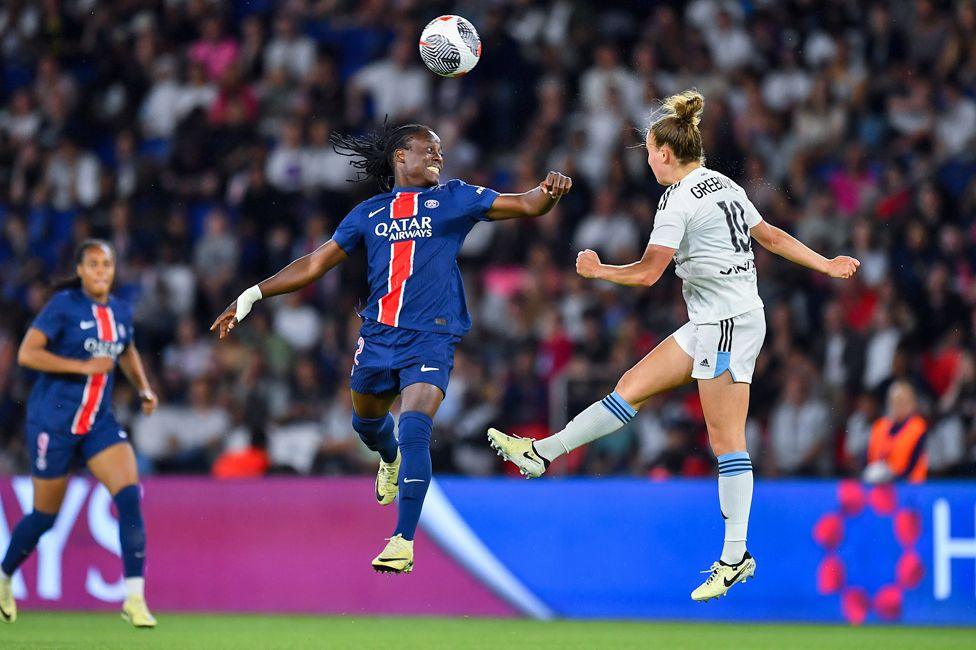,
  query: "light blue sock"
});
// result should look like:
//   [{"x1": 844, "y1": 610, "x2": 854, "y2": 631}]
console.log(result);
[
  {"x1": 535, "y1": 391, "x2": 637, "y2": 461},
  {"x1": 717, "y1": 451, "x2": 753, "y2": 564}
]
